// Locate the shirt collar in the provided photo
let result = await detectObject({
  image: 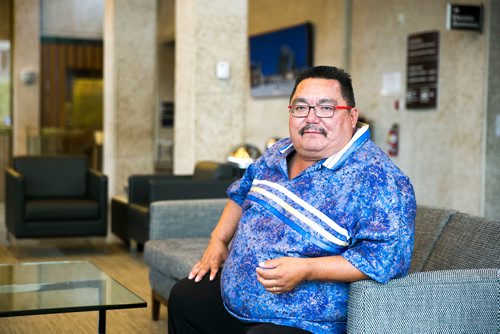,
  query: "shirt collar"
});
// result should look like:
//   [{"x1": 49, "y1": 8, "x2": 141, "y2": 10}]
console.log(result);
[{"x1": 323, "y1": 122, "x2": 370, "y2": 169}]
